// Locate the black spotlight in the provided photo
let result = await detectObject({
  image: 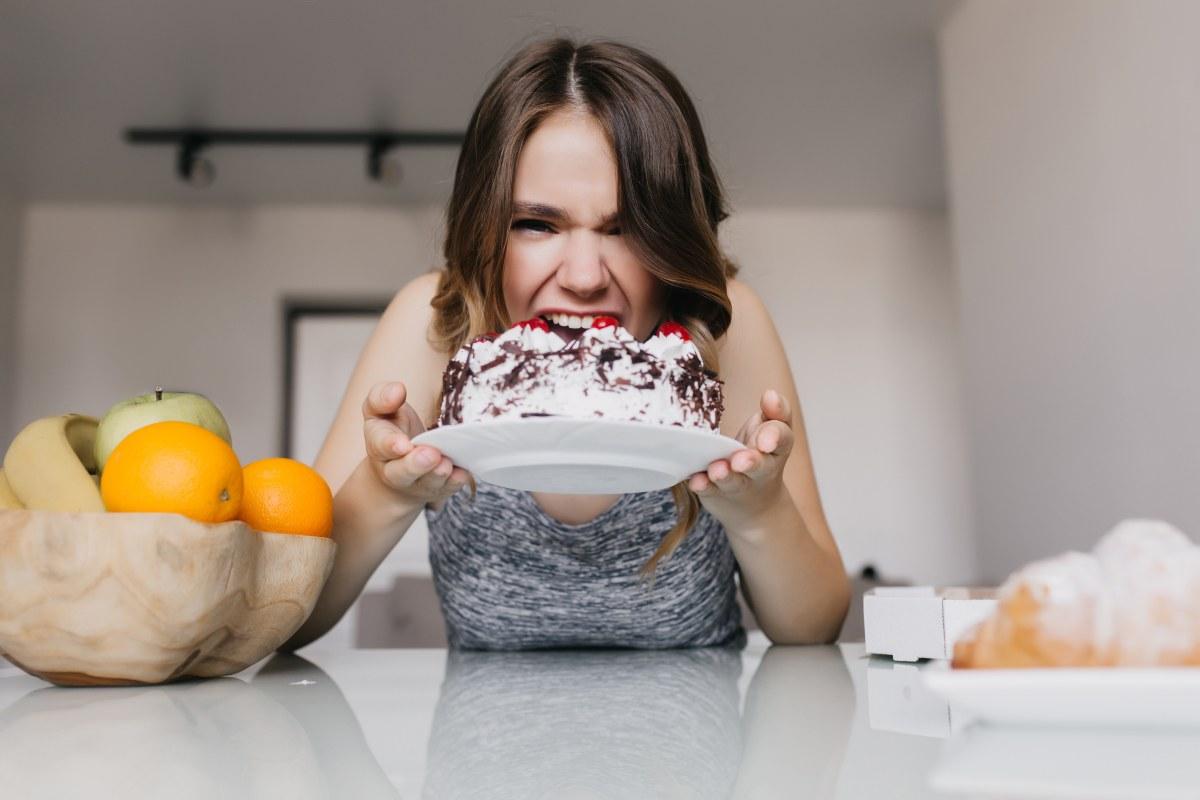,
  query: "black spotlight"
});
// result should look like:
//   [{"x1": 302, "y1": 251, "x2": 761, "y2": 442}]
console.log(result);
[
  {"x1": 367, "y1": 137, "x2": 403, "y2": 185},
  {"x1": 176, "y1": 135, "x2": 215, "y2": 188}
]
